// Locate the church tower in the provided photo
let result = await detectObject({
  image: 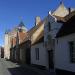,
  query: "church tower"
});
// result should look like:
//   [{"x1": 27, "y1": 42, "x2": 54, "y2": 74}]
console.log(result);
[
  {"x1": 17, "y1": 21, "x2": 27, "y2": 33},
  {"x1": 4, "y1": 31, "x2": 11, "y2": 59}
]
